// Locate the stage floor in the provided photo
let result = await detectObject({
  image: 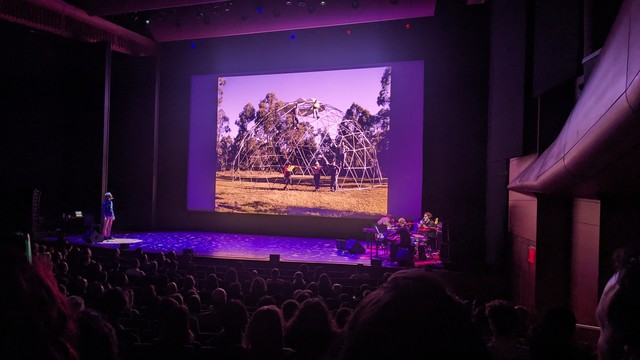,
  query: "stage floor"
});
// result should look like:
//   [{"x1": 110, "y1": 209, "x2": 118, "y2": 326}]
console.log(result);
[{"x1": 57, "y1": 231, "x2": 442, "y2": 268}]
